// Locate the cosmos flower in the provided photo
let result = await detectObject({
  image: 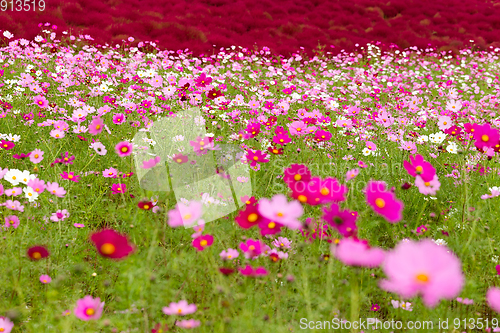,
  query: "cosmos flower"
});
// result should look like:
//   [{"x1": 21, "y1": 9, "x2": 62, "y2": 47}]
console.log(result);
[
  {"x1": 239, "y1": 265, "x2": 268, "y2": 277},
  {"x1": 365, "y1": 181, "x2": 404, "y2": 223},
  {"x1": 27, "y1": 245, "x2": 49, "y2": 260},
  {"x1": 115, "y1": 141, "x2": 133, "y2": 157},
  {"x1": 192, "y1": 234, "x2": 214, "y2": 251},
  {"x1": 332, "y1": 238, "x2": 385, "y2": 268},
  {"x1": 74, "y1": 295, "x2": 105, "y2": 321},
  {"x1": 380, "y1": 239, "x2": 464, "y2": 308},
  {"x1": 90, "y1": 229, "x2": 135, "y2": 260},
  {"x1": 162, "y1": 300, "x2": 197, "y2": 316}
]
